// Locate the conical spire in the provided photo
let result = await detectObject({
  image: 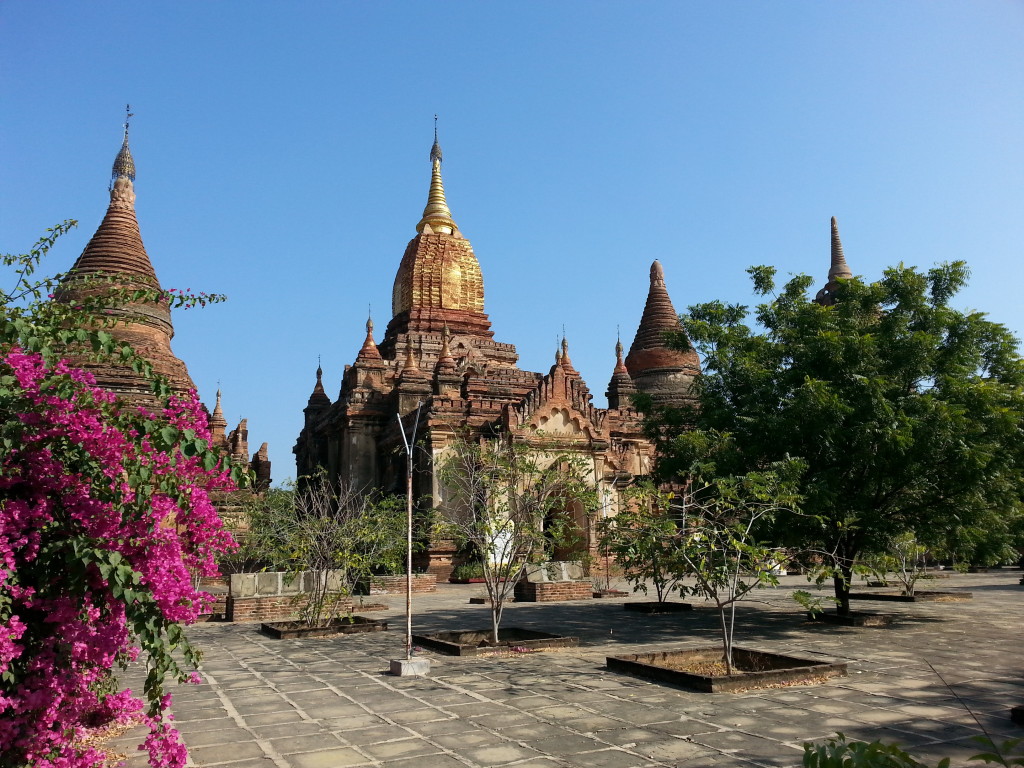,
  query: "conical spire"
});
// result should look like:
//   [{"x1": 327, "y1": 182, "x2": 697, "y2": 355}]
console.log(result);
[
  {"x1": 209, "y1": 387, "x2": 228, "y2": 446},
  {"x1": 624, "y1": 261, "x2": 700, "y2": 405},
  {"x1": 625, "y1": 261, "x2": 693, "y2": 375},
  {"x1": 614, "y1": 334, "x2": 628, "y2": 374},
  {"x1": 416, "y1": 116, "x2": 457, "y2": 235},
  {"x1": 356, "y1": 314, "x2": 383, "y2": 361},
  {"x1": 211, "y1": 388, "x2": 227, "y2": 429},
  {"x1": 828, "y1": 216, "x2": 852, "y2": 281},
  {"x1": 559, "y1": 335, "x2": 577, "y2": 374},
  {"x1": 54, "y1": 113, "x2": 196, "y2": 404},
  {"x1": 400, "y1": 337, "x2": 428, "y2": 378},
  {"x1": 307, "y1": 362, "x2": 331, "y2": 409},
  {"x1": 816, "y1": 216, "x2": 853, "y2": 306},
  {"x1": 607, "y1": 333, "x2": 638, "y2": 409}
]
